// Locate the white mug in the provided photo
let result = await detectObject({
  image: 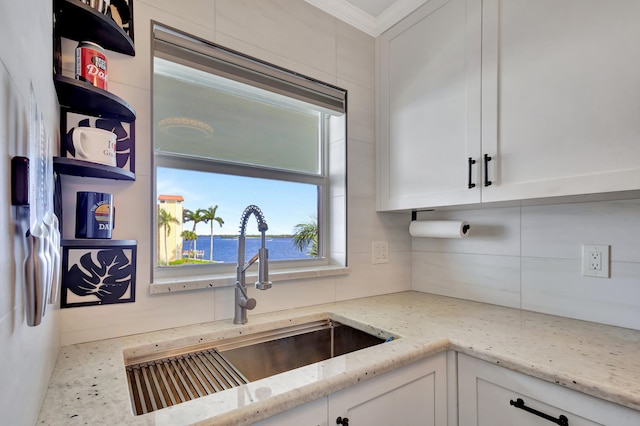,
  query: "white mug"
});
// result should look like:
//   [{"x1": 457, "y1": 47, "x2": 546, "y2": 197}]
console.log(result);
[{"x1": 69, "y1": 127, "x2": 117, "y2": 167}]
